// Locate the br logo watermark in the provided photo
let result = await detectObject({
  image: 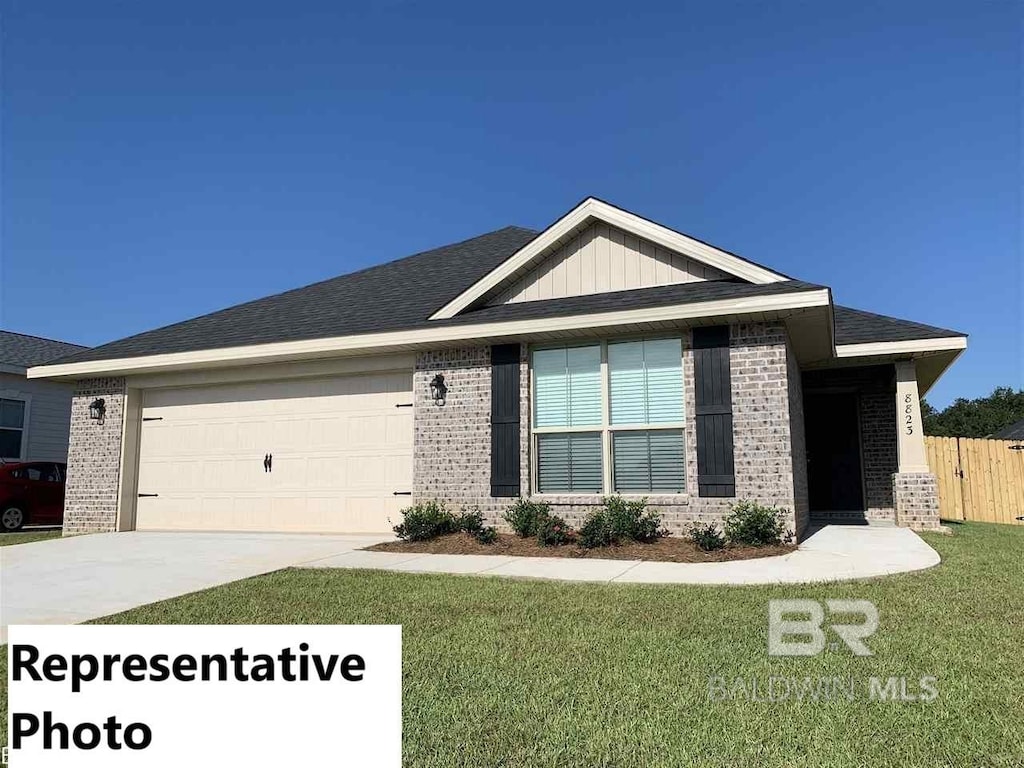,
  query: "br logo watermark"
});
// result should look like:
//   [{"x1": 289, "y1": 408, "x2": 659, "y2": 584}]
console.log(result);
[
  {"x1": 705, "y1": 598, "x2": 938, "y2": 703},
  {"x1": 768, "y1": 599, "x2": 878, "y2": 657}
]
